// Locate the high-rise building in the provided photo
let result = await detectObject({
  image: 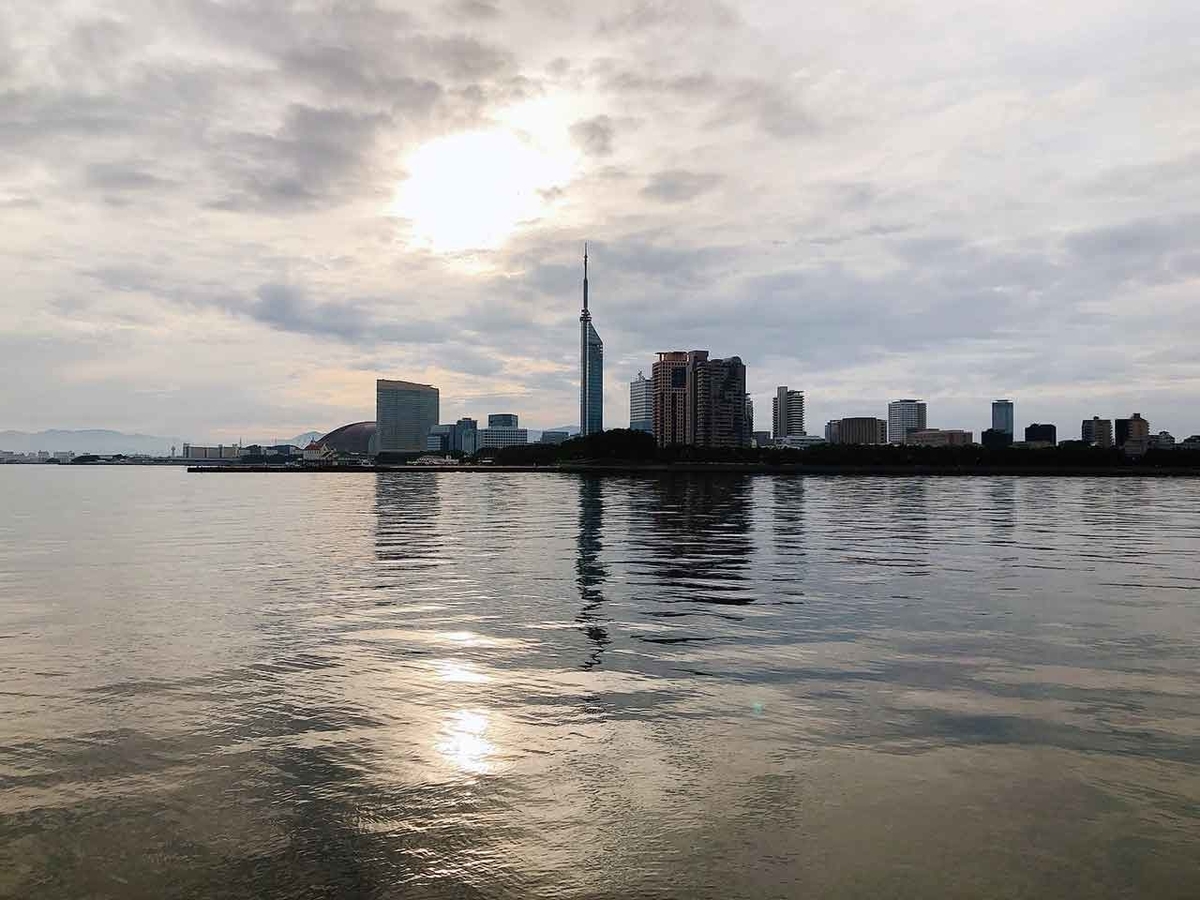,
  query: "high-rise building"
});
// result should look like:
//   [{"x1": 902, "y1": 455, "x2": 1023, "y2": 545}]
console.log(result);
[
  {"x1": 1115, "y1": 413, "x2": 1149, "y2": 448},
  {"x1": 772, "y1": 387, "x2": 806, "y2": 440},
  {"x1": 652, "y1": 351, "x2": 689, "y2": 447},
  {"x1": 1081, "y1": 416, "x2": 1113, "y2": 447},
  {"x1": 579, "y1": 246, "x2": 603, "y2": 436},
  {"x1": 835, "y1": 417, "x2": 888, "y2": 445},
  {"x1": 651, "y1": 350, "x2": 749, "y2": 447},
  {"x1": 488, "y1": 413, "x2": 518, "y2": 428},
  {"x1": 686, "y1": 351, "x2": 749, "y2": 448},
  {"x1": 992, "y1": 399, "x2": 1014, "y2": 436},
  {"x1": 376, "y1": 379, "x2": 439, "y2": 454},
  {"x1": 745, "y1": 395, "x2": 754, "y2": 435},
  {"x1": 629, "y1": 372, "x2": 653, "y2": 433},
  {"x1": 1025, "y1": 423, "x2": 1057, "y2": 445},
  {"x1": 824, "y1": 420, "x2": 841, "y2": 444},
  {"x1": 887, "y1": 399, "x2": 926, "y2": 444},
  {"x1": 1119, "y1": 413, "x2": 1151, "y2": 455}
]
